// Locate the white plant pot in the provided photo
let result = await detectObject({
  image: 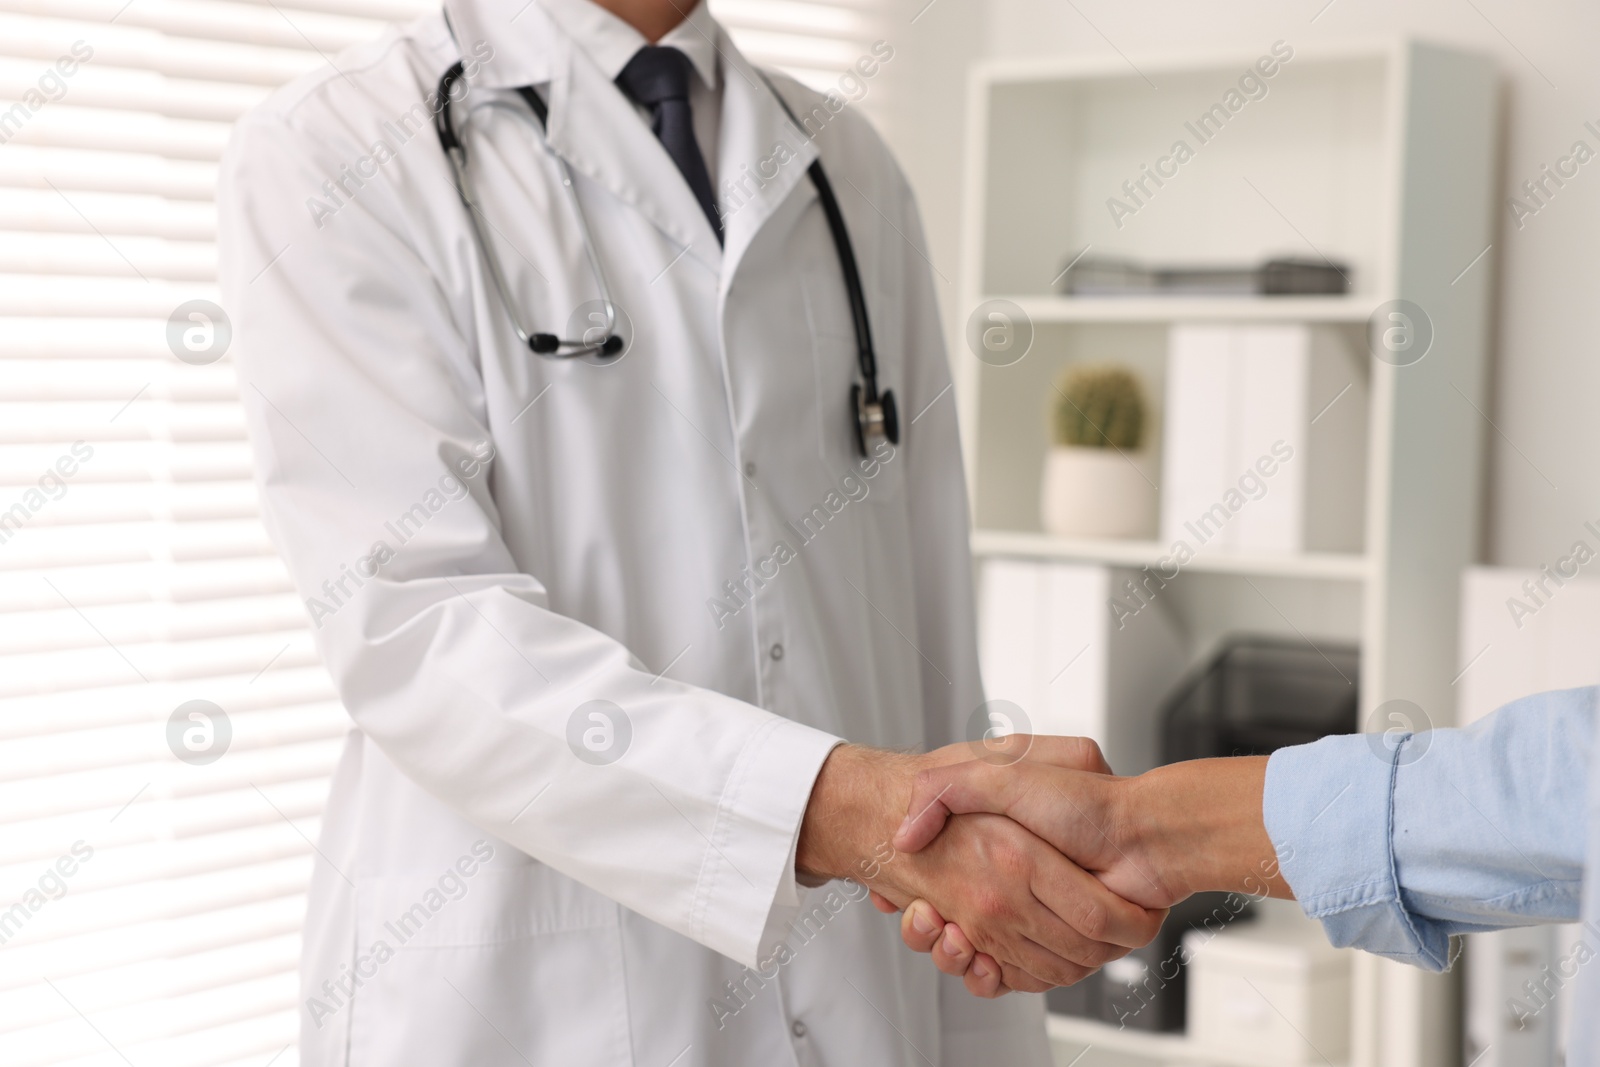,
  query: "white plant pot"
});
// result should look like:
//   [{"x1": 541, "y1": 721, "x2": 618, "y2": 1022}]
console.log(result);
[{"x1": 1039, "y1": 445, "x2": 1157, "y2": 539}]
